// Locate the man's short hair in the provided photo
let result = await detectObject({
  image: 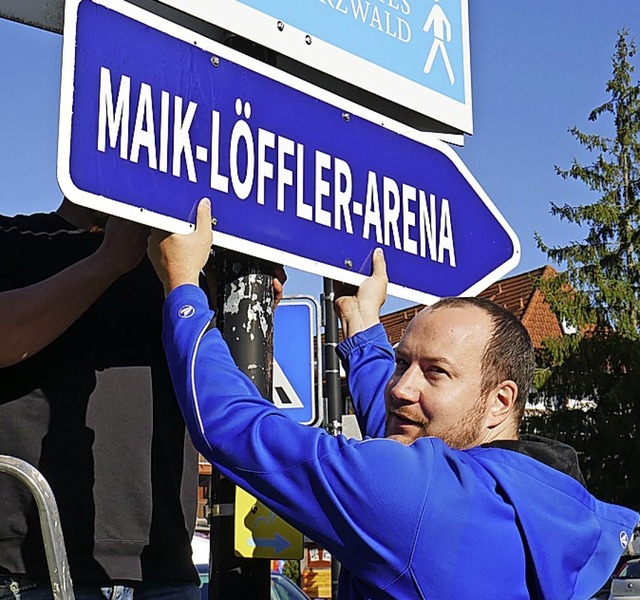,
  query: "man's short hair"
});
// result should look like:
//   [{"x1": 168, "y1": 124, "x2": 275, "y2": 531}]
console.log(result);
[{"x1": 430, "y1": 296, "x2": 535, "y2": 422}]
